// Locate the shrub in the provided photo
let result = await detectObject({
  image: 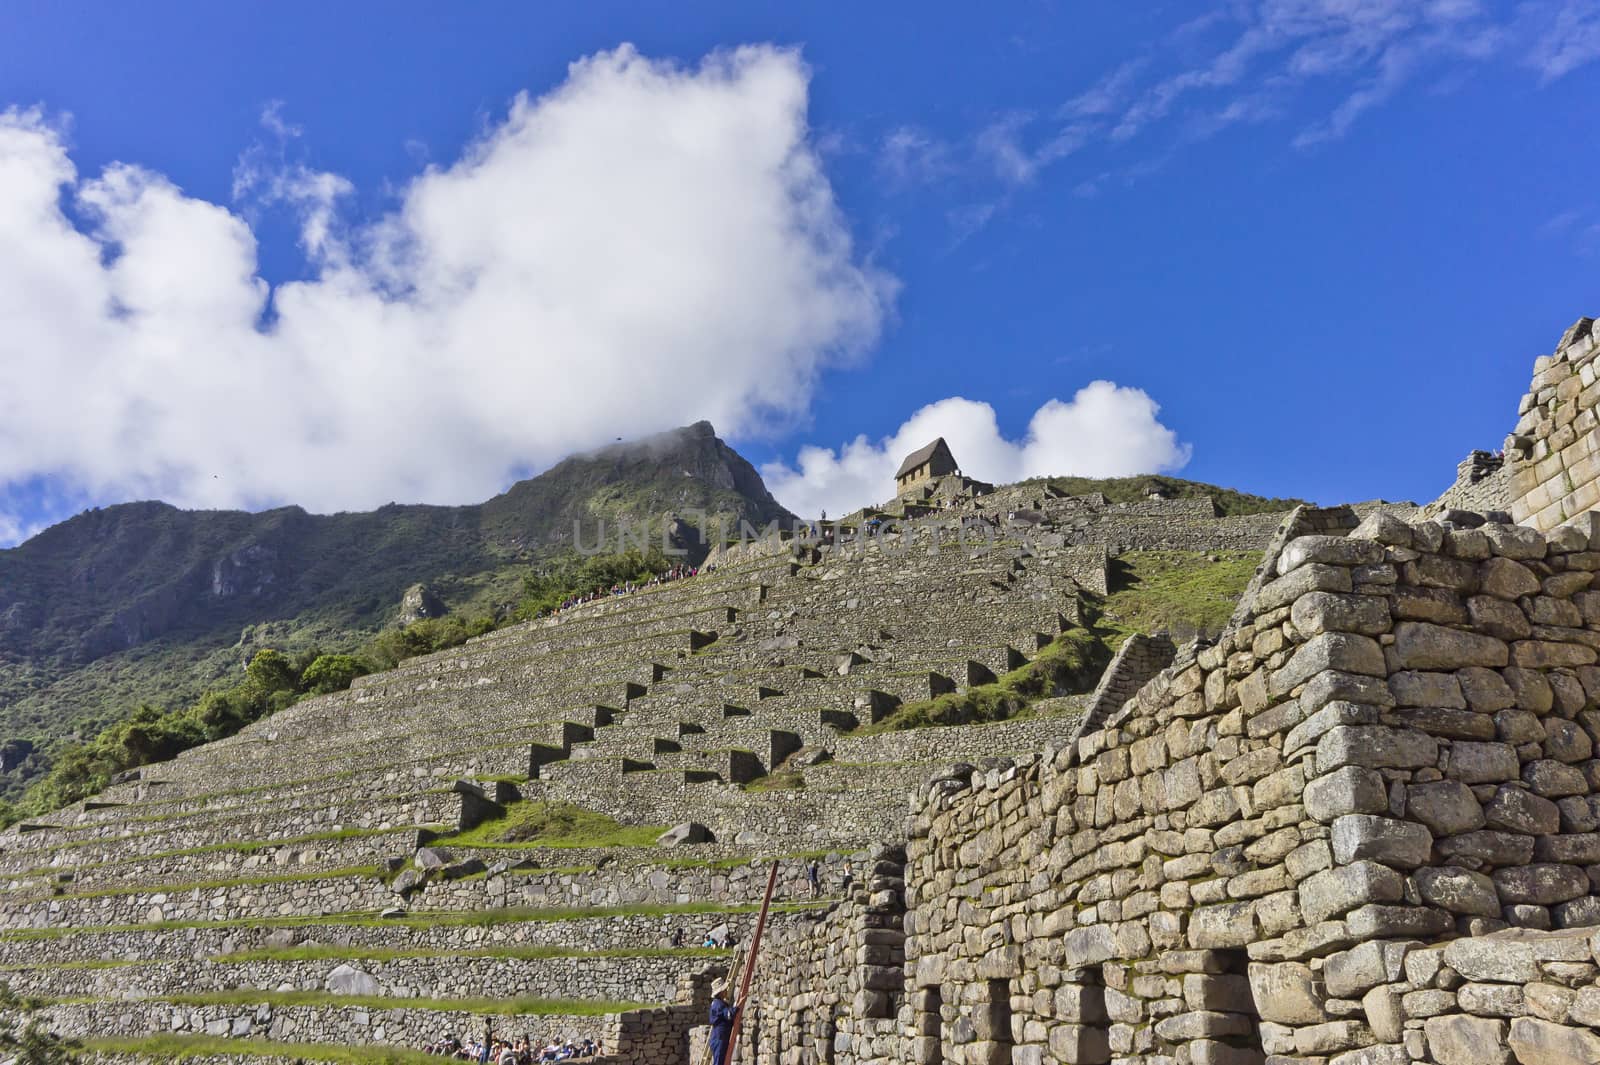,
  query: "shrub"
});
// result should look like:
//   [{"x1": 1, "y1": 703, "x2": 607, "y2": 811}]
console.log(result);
[
  {"x1": 300, "y1": 654, "x2": 368, "y2": 695},
  {"x1": 245, "y1": 648, "x2": 298, "y2": 693}
]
